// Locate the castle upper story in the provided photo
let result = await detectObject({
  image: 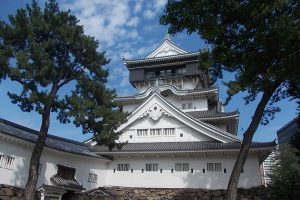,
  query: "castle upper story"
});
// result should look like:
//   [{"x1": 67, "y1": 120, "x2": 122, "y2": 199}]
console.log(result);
[{"x1": 123, "y1": 34, "x2": 210, "y2": 93}]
